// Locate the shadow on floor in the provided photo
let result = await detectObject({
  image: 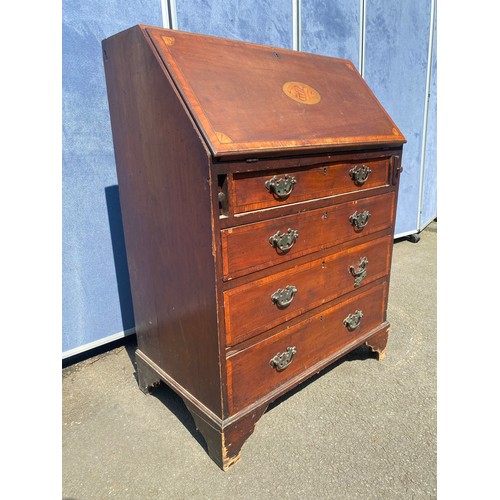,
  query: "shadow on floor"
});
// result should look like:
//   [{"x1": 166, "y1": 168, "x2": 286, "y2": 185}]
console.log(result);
[
  {"x1": 122, "y1": 339, "x2": 377, "y2": 459},
  {"x1": 63, "y1": 325, "x2": 379, "y2": 460},
  {"x1": 123, "y1": 340, "x2": 210, "y2": 453}
]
